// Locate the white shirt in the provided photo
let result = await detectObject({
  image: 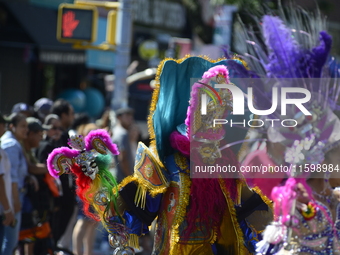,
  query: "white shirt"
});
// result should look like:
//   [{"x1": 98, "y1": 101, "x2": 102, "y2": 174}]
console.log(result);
[{"x1": 0, "y1": 148, "x2": 12, "y2": 214}]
